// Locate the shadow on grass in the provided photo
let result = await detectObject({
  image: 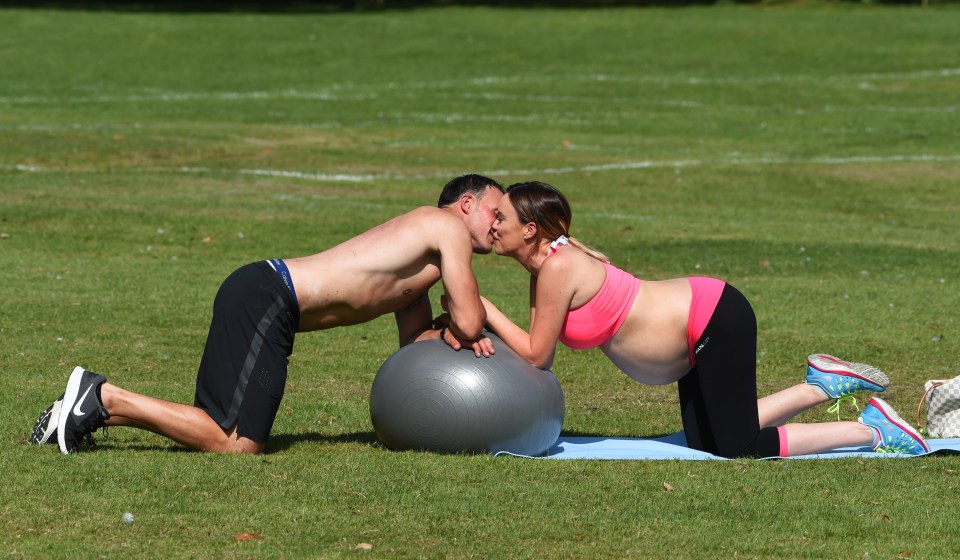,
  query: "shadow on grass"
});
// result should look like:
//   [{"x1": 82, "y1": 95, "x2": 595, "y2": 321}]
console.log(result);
[
  {"x1": 266, "y1": 430, "x2": 379, "y2": 452},
  {"x1": 3, "y1": 0, "x2": 723, "y2": 13},
  {"x1": 44, "y1": 430, "x2": 380, "y2": 454}
]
